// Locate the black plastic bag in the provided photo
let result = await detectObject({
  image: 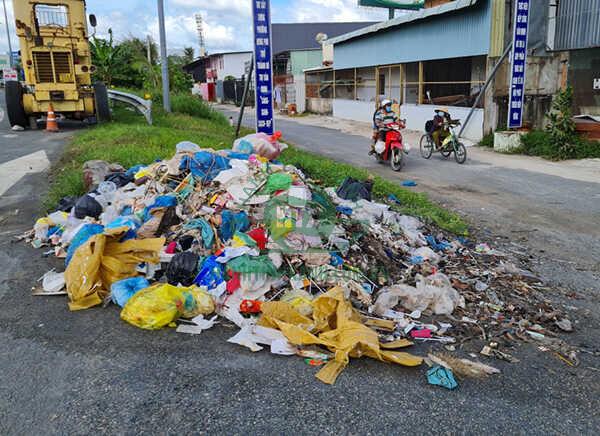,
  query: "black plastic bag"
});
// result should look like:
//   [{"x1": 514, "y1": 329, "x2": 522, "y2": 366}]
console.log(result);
[
  {"x1": 166, "y1": 252, "x2": 199, "y2": 286},
  {"x1": 73, "y1": 195, "x2": 103, "y2": 219},
  {"x1": 55, "y1": 196, "x2": 79, "y2": 213},
  {"x1": 177, "y1": 235, "x2": 195, "y2": 252},
  {"x1": 336, "y1": 177, "x2": 373, "y2": 201},
  {"x1": 105, "y1": 172, "x2": 134, "y2": 188}
]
